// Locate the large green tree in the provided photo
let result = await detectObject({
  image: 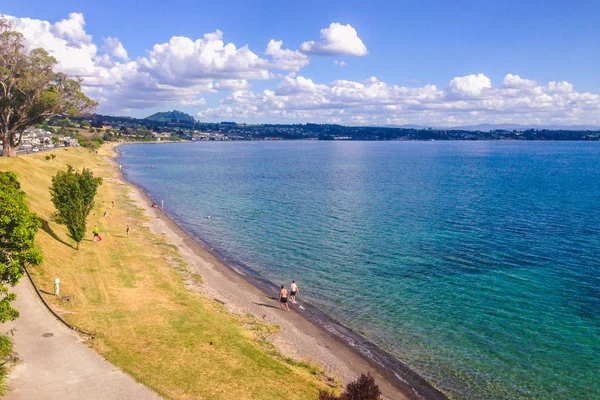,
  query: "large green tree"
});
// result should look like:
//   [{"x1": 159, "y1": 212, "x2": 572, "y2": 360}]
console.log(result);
[
  {"x1": 0, "y1": 18, "x2": 97, "y2": 157},
  {"x1": 0, "y1": 171, "x2": 42, "y2": 322},
  {"x1": 50, "y1": 166, "x2": 102, "y2": 249}
]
